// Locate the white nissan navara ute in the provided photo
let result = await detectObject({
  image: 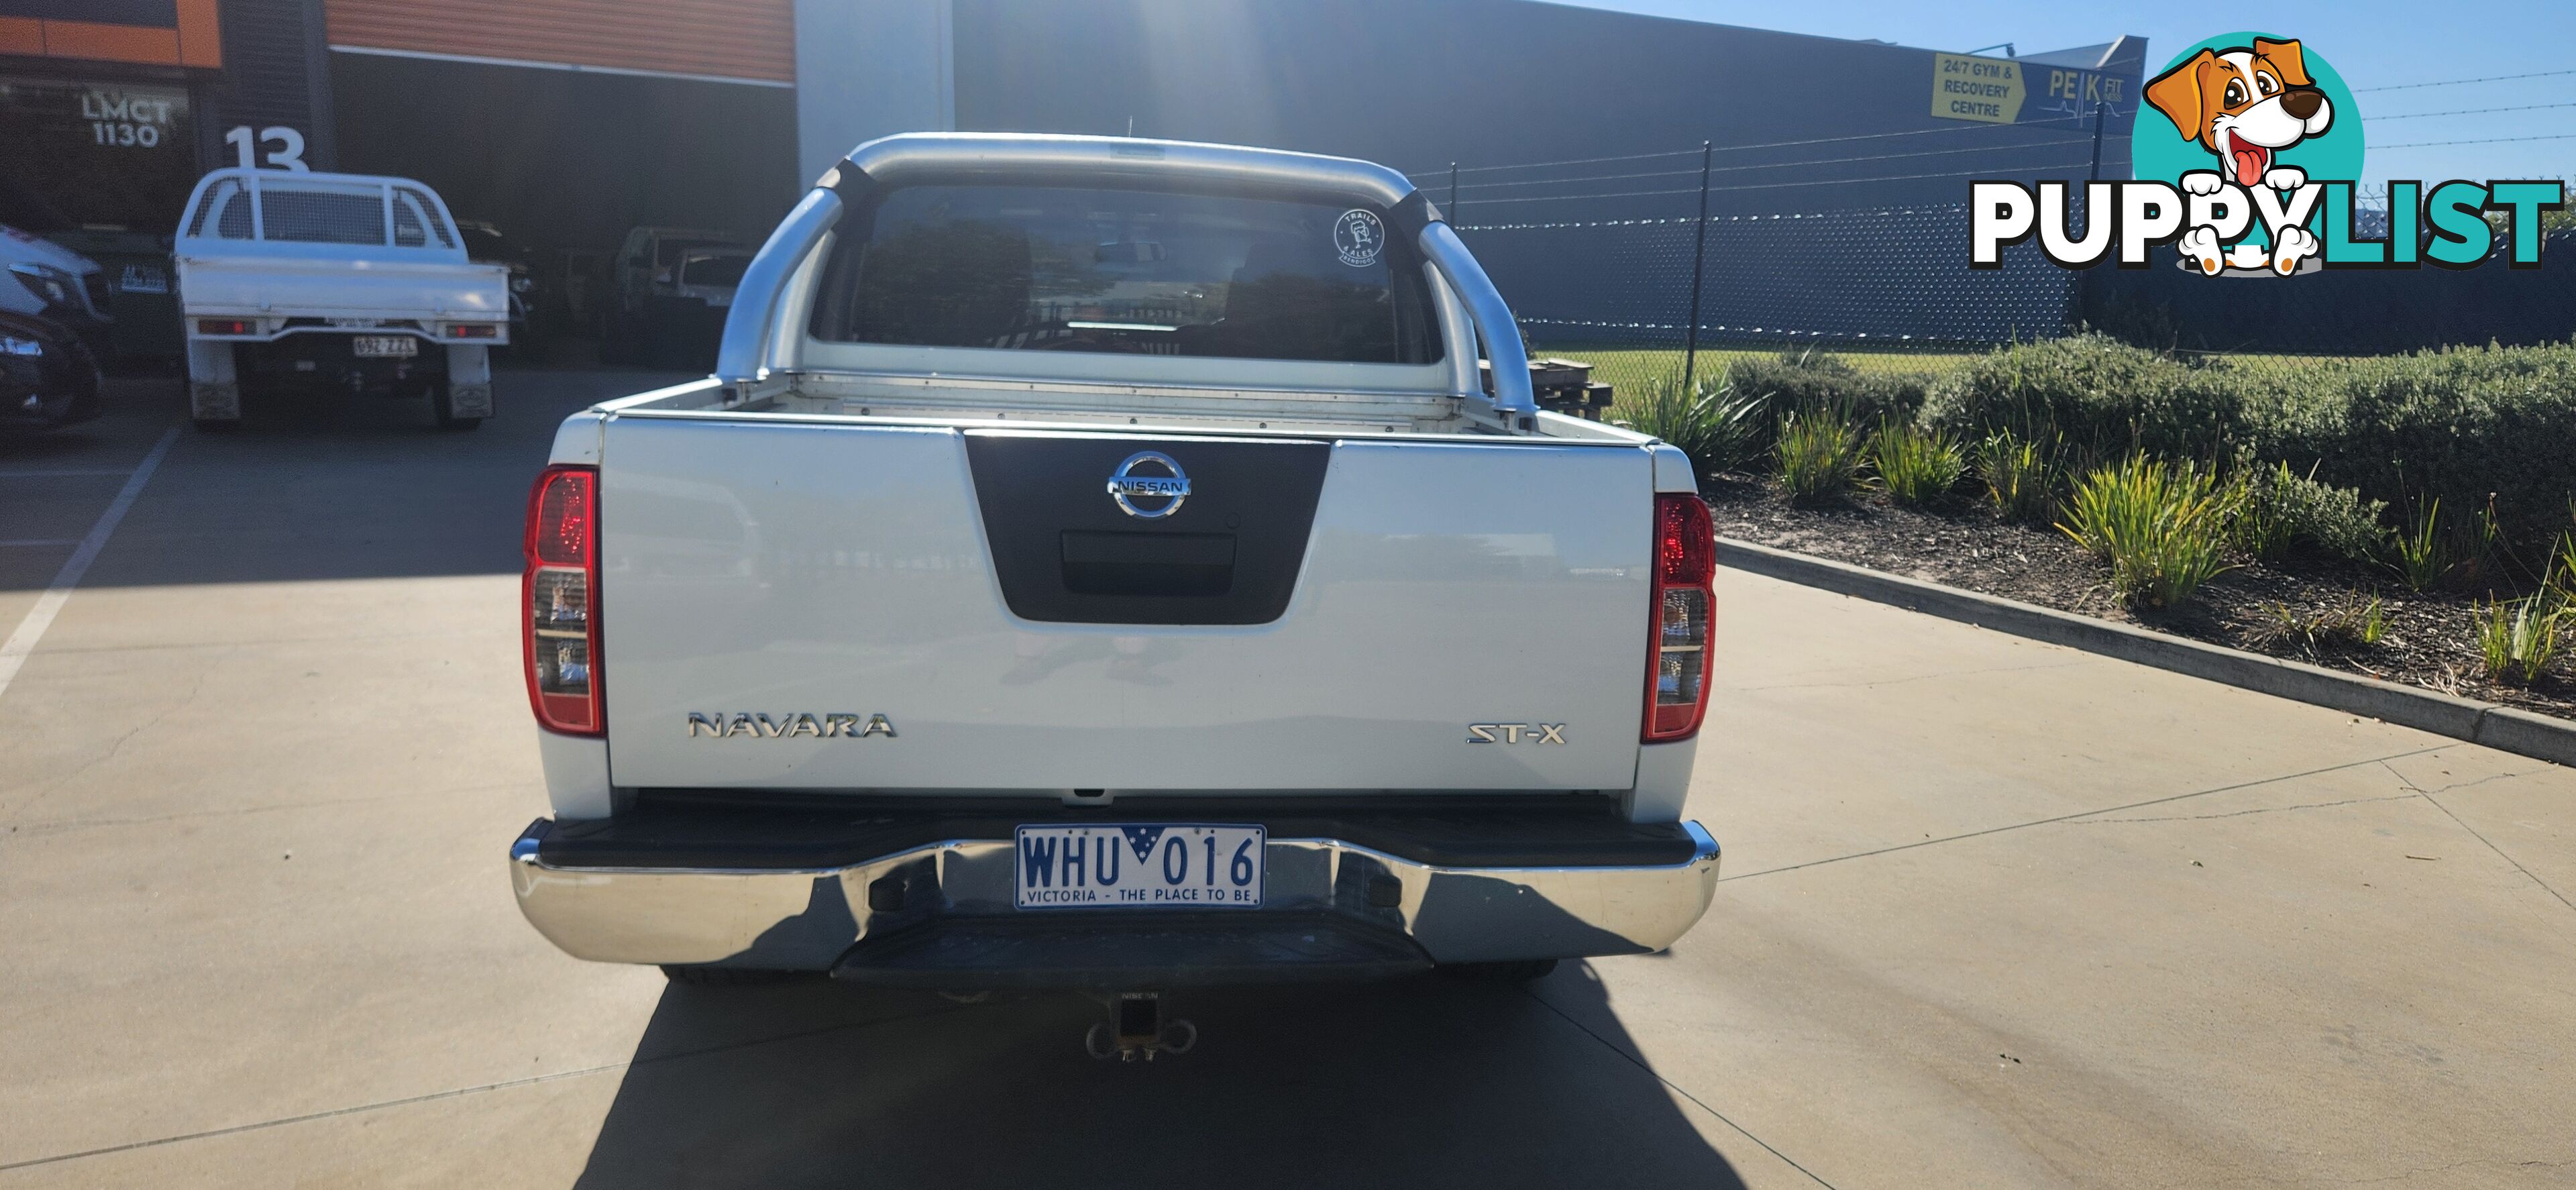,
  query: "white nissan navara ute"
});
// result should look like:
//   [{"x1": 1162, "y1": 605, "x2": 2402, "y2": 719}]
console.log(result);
[{"x1": 508, "y1": 133, "x2": 1719, "y2": 1057}]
